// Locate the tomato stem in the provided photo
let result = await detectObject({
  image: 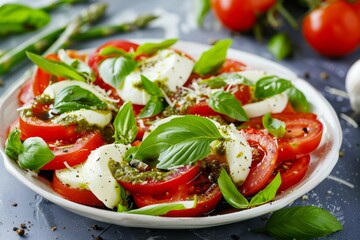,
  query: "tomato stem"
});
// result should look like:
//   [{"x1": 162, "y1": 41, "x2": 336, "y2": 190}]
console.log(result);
[
  {"x1": 275, "y1": 1, "x2": 298, "y2": 29},
  {"x1": 253, "y1": 23, "x2": 263, "y2": 43}
]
